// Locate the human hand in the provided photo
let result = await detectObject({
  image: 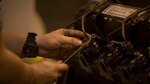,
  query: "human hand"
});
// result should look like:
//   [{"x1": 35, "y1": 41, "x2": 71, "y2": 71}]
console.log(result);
[
  {"x1": 27, "y1": 59, "x2": 68, "y2": 84},
  {"x1": 37, "y1": 28, "x2": 85, "y2": 59}
]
